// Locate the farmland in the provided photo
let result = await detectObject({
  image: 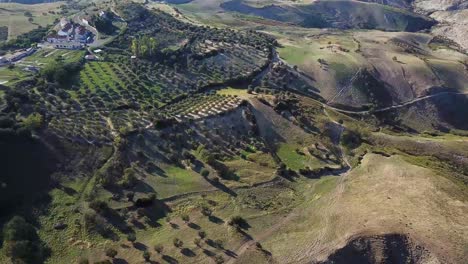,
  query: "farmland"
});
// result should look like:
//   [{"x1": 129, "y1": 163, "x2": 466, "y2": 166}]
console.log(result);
[
  {"x1": 0, "y1": 2, "x2": 63, "y2": 40},
  {"x1": 0, "y1": 1, "x2": 468, "y2": 264}
]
